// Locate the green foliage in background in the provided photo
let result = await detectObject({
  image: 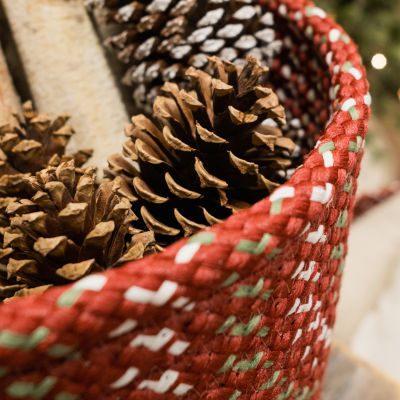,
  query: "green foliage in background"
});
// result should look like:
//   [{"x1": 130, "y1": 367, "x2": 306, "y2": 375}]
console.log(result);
[{"x1": 317, "y1": 0, "x2": 400, "y2": 121}]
